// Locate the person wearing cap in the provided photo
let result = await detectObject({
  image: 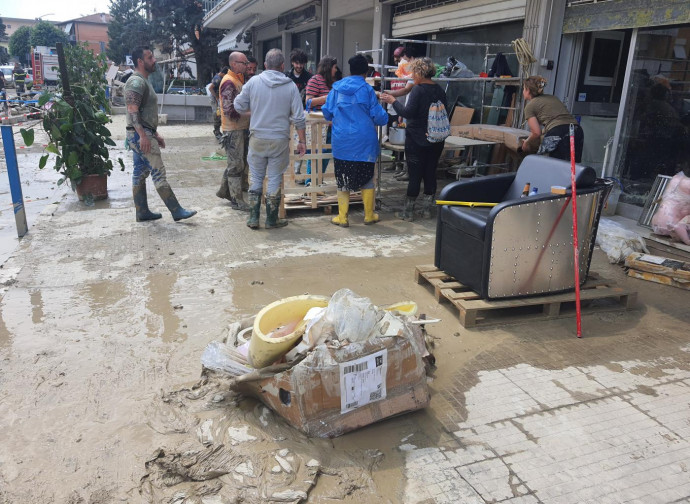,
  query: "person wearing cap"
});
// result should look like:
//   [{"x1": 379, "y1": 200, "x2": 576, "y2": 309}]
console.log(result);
[{"x1": 322, "y1": 54, "x2": 388, "y2": 227}]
